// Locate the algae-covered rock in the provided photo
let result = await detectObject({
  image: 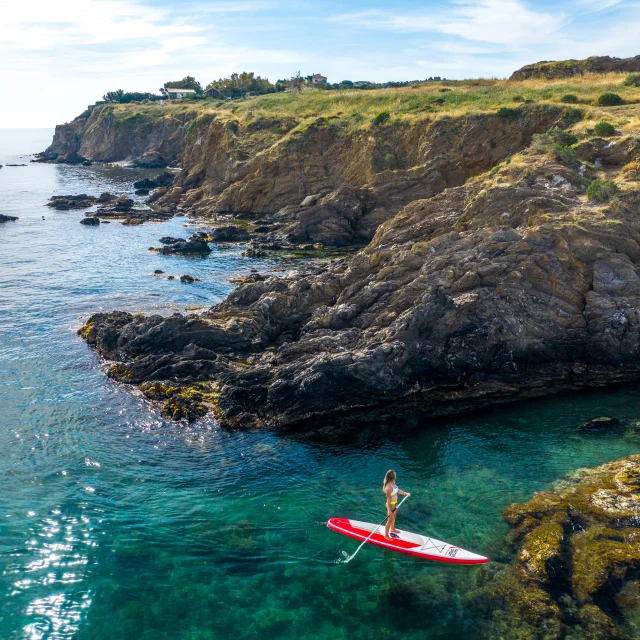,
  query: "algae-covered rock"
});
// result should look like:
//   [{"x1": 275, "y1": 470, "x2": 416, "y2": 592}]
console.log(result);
[
  {"x1": 140, "y1": 381, "x2": 221, "y2": 422},
  {"x1": 492, "y1": 454, "x2": 640, "y2": 639}
]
